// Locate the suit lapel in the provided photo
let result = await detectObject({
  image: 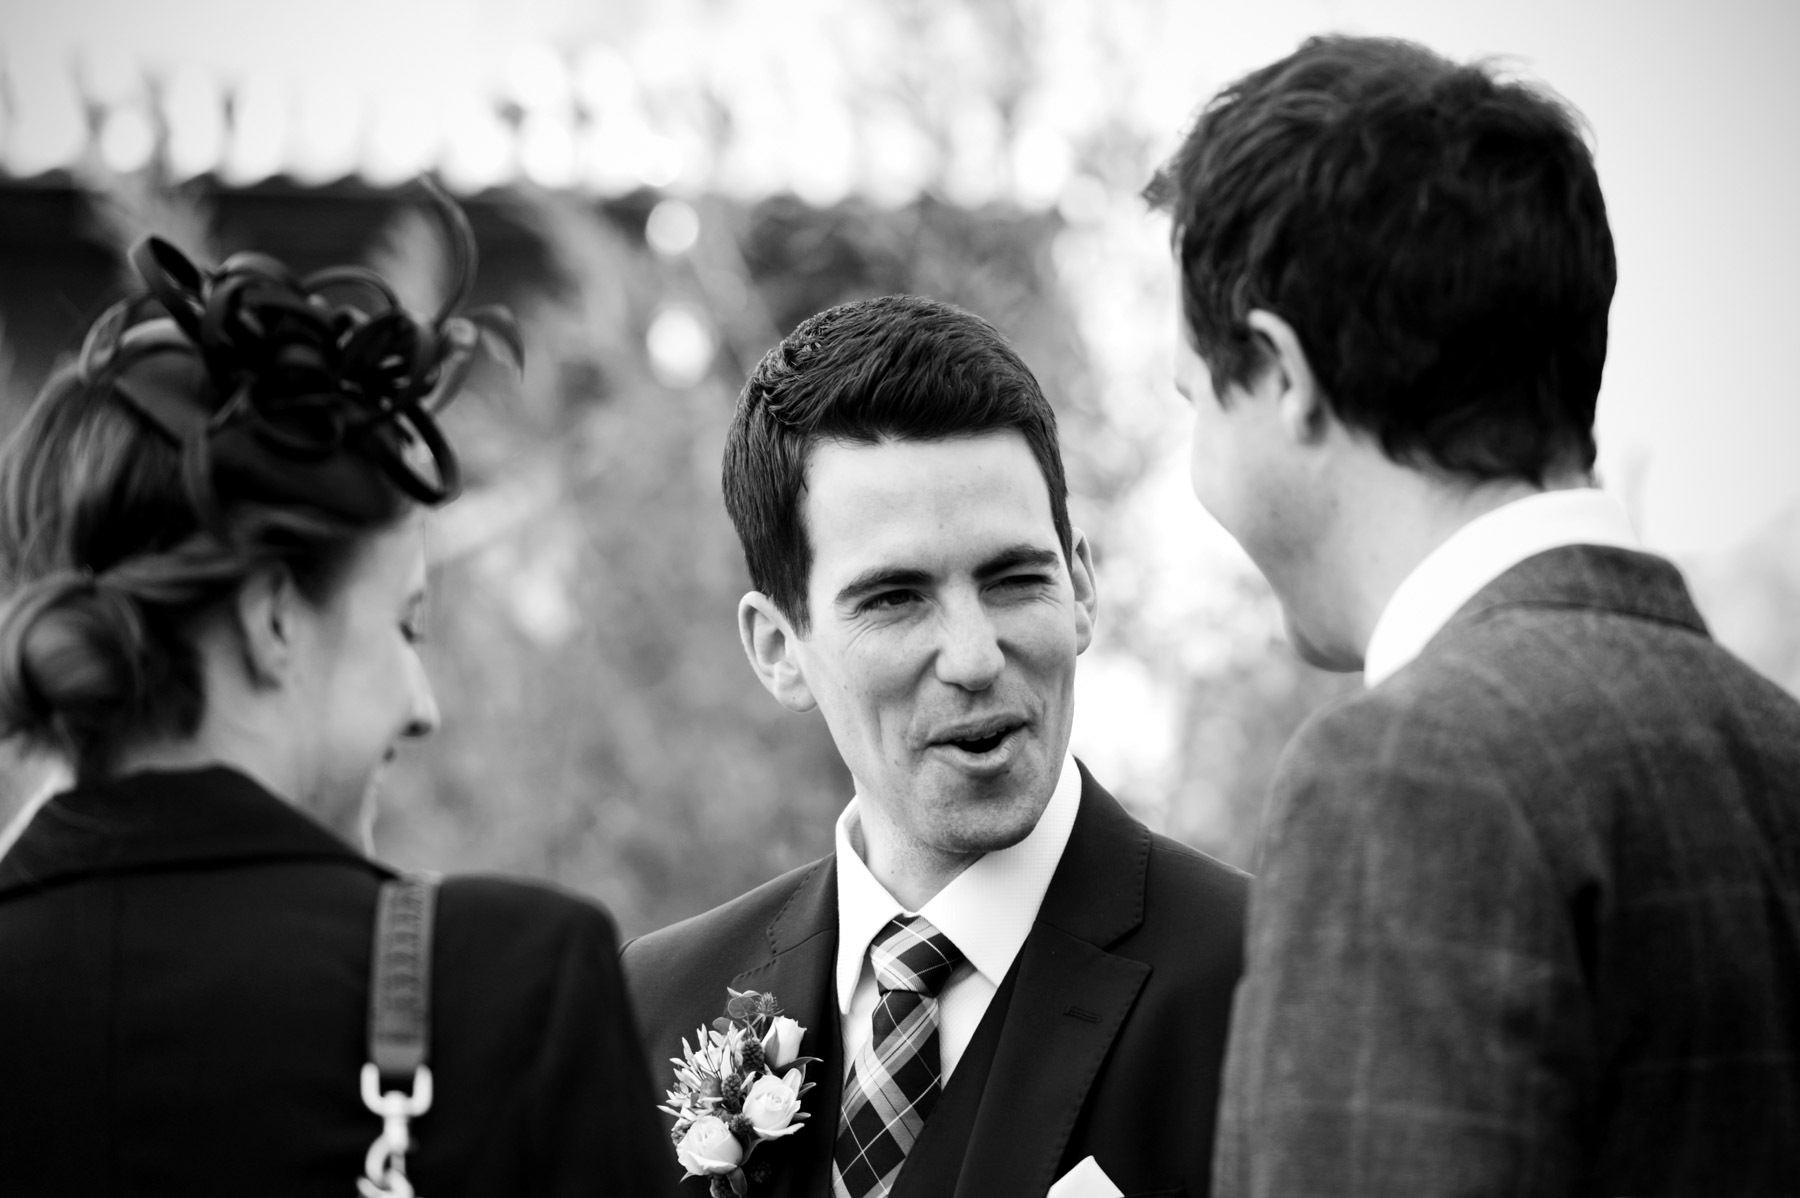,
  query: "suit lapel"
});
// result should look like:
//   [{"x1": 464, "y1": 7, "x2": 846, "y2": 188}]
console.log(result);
[
  {"x1": 948, "y1": 765, "x2": 1153, "y2": 1198},
  {"x1": 740, "y1": 767, "x2": 1154, "y2": 1198},
  {"x1": 728, "y1": 858, "x2": 843, "y2": 1198}
]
